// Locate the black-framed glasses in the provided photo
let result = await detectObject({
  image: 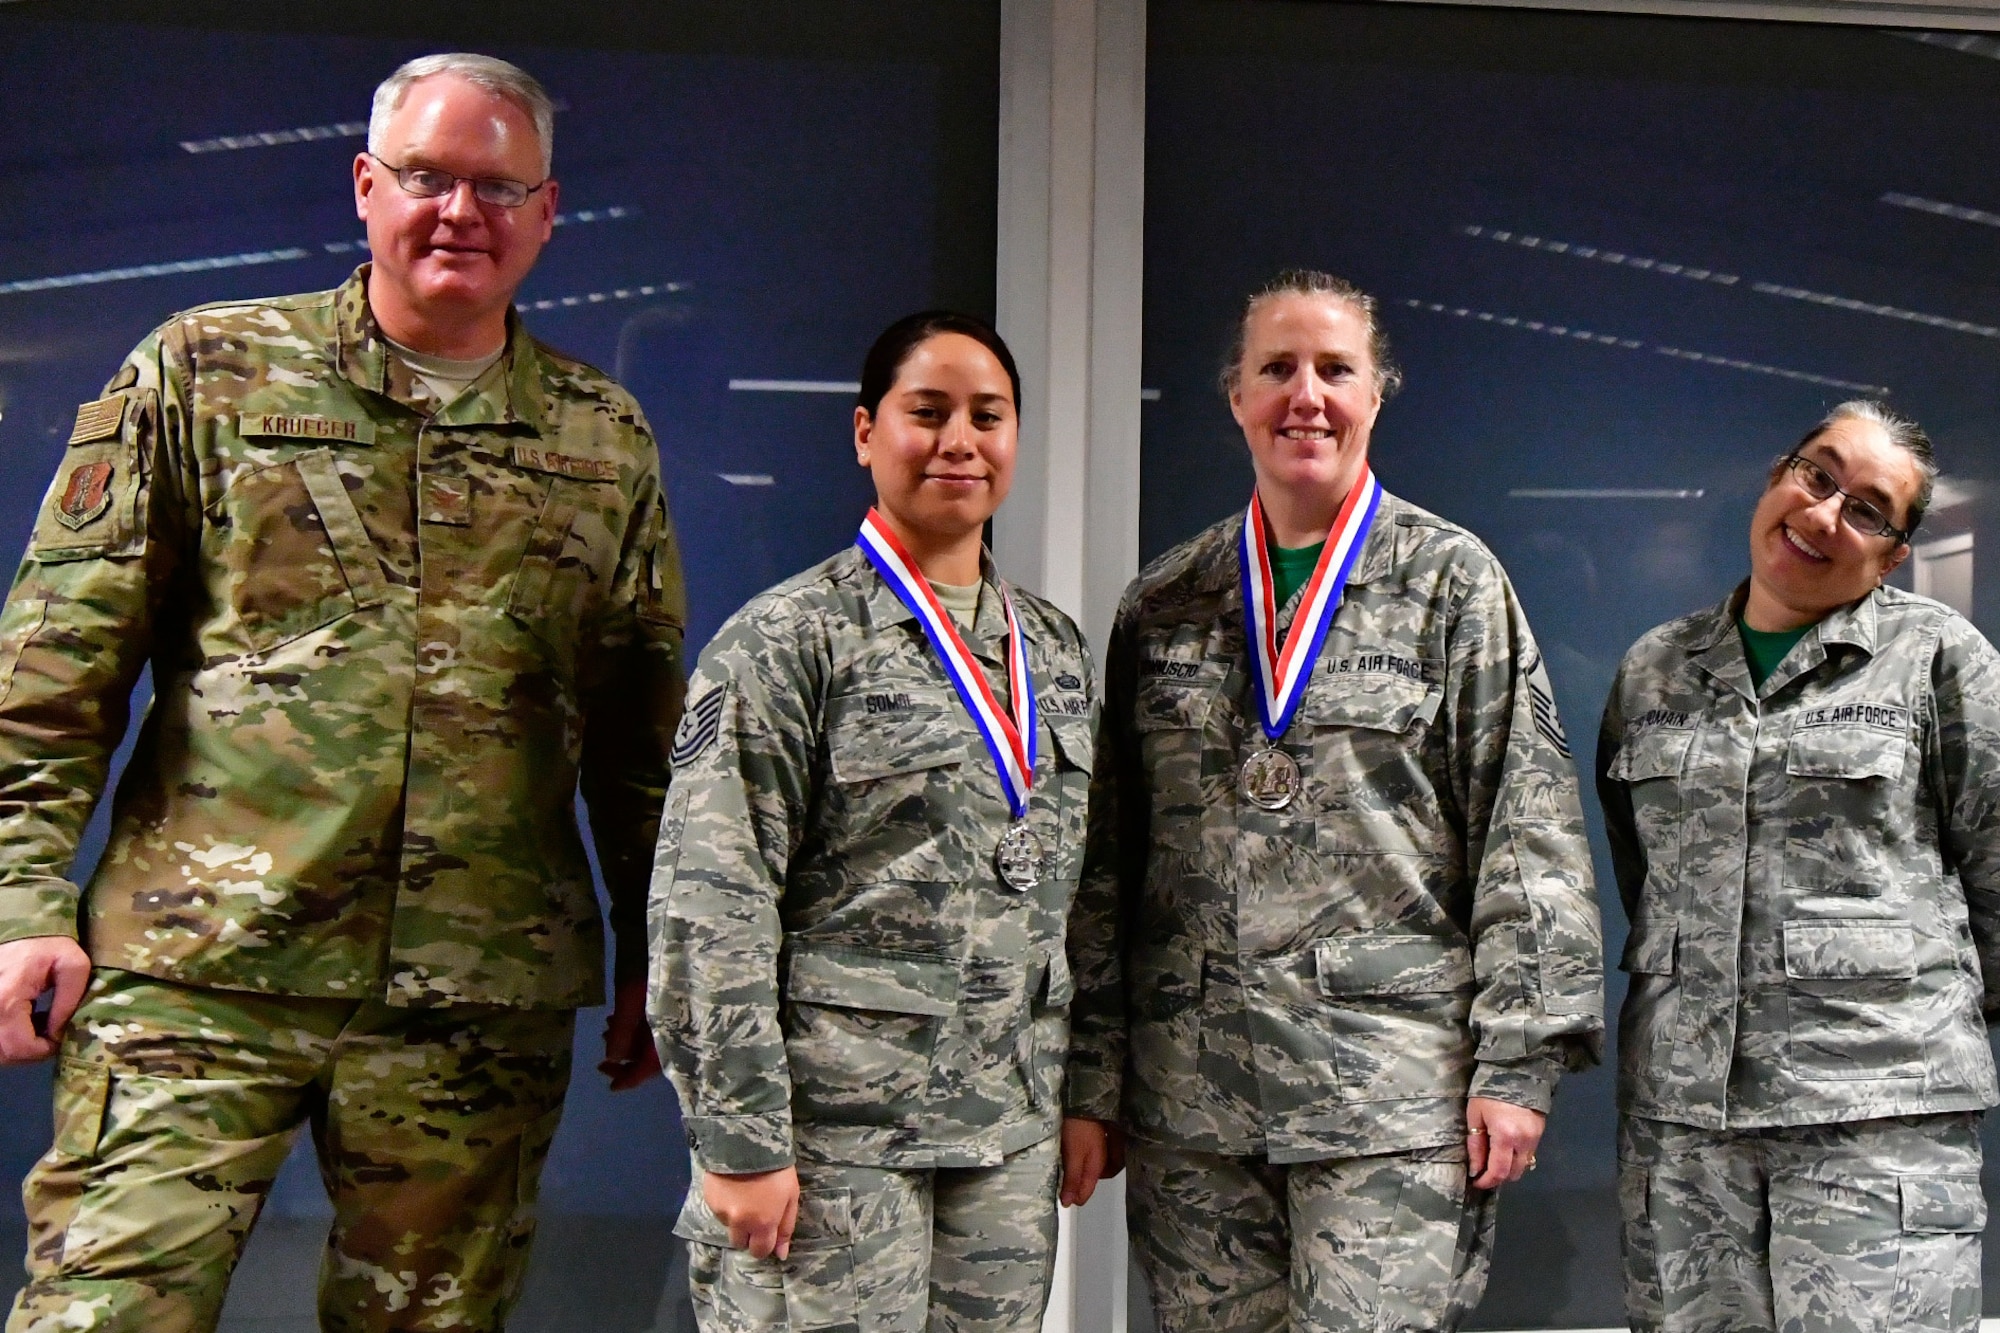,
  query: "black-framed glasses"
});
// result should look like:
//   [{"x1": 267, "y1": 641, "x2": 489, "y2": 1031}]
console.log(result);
[
  {"x1": 1781, "y1": 452, "x2": 1910, "y2": 543},
  {"x1": 367, "y1": 153, "x2": 548, "y2": 208}
]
